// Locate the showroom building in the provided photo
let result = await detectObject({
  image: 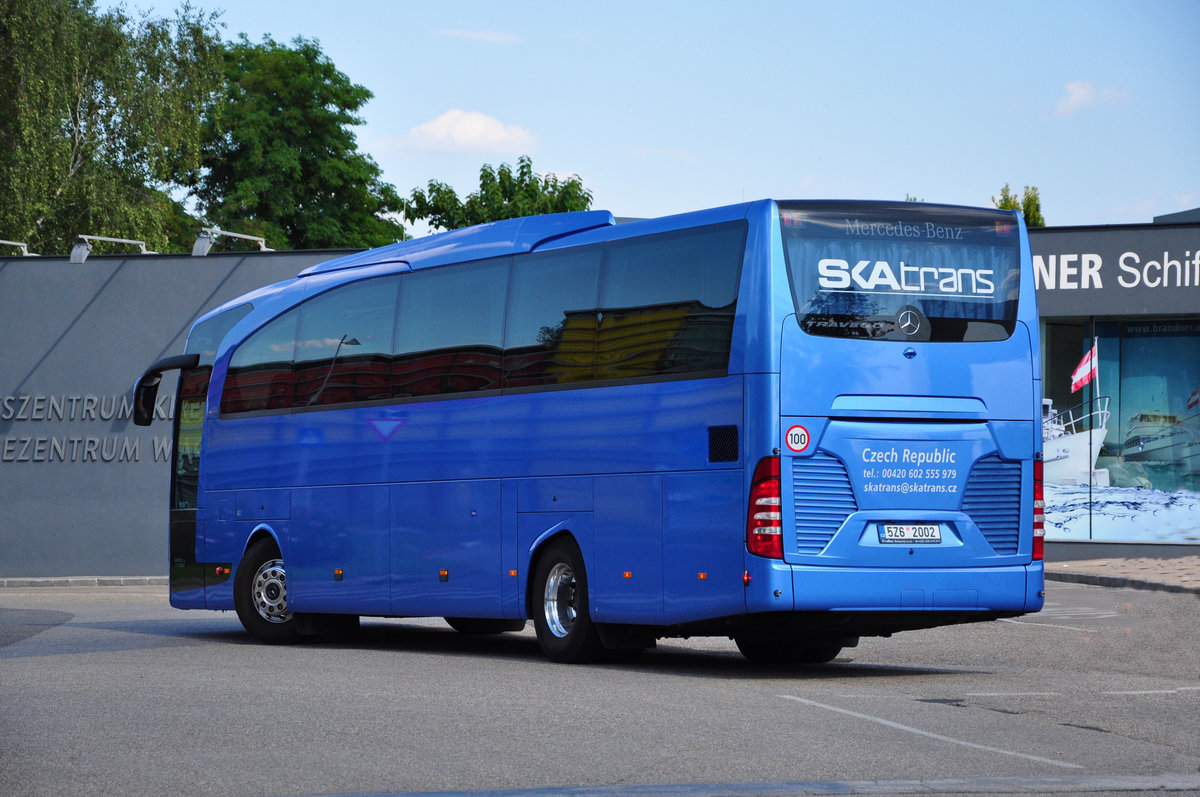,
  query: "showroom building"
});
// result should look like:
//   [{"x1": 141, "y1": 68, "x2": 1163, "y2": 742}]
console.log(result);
[{"x1": 1030, "y1": 208, "x2": 1200, "y2": 543}]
